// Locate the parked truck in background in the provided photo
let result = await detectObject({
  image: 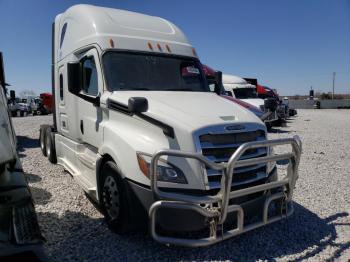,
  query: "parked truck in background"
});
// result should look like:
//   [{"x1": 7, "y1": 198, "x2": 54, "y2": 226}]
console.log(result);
[
  {"x1": 8, "y1": 92, "x2": 52, "y2": 117},
  {"x1": 203, "y1": 64, "x2": 264, "y2": 119},
  {"x1": 222, "y1": 74, "x2": 278, "y2": 129},
  {"x1": 39, "y1": 93, "x2": 53, "y2": 114},
  {"x1": 7, "y1": 91, "x2": 30, "y2": 117},
  {"x1": 40, "y1": 5, "x2": 302, "y2": 246},
  {"x1": 0, "y1": 52, "x2": 45, "y2": 260}
]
